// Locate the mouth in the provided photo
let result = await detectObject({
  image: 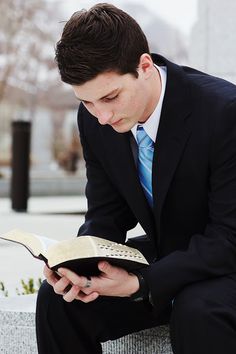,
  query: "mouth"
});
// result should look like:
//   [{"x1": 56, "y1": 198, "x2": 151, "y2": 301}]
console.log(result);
[{"x1": 111, "y1": 119, "x2": 123, "y2": 127}]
